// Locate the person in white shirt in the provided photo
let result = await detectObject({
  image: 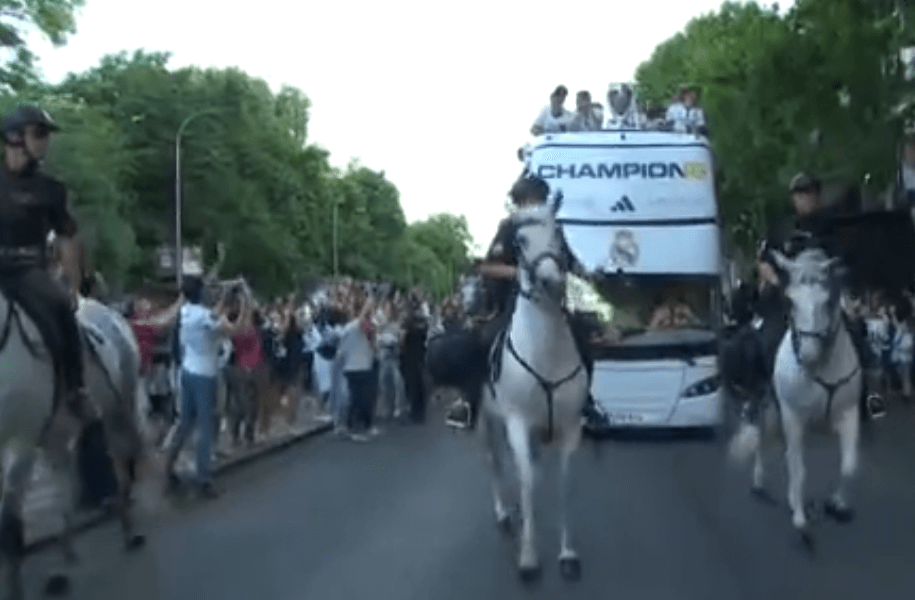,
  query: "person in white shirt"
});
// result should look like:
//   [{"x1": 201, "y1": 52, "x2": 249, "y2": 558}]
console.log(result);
[
  {"x1": 337, "y1": 293, "x2": 379, "y2": 441},
  {"x1": 568, "y1": 90, "x2": 602, "y2": 132},
  {"x1": 530, "y1": 85, "x2": 574, "y2": 136},
  {"x1": 165, "y1": 277, "x2": 250, "y2": 498},
  {"x1": 665, "y1": 84, "x2": 708, "y2": 135}
]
